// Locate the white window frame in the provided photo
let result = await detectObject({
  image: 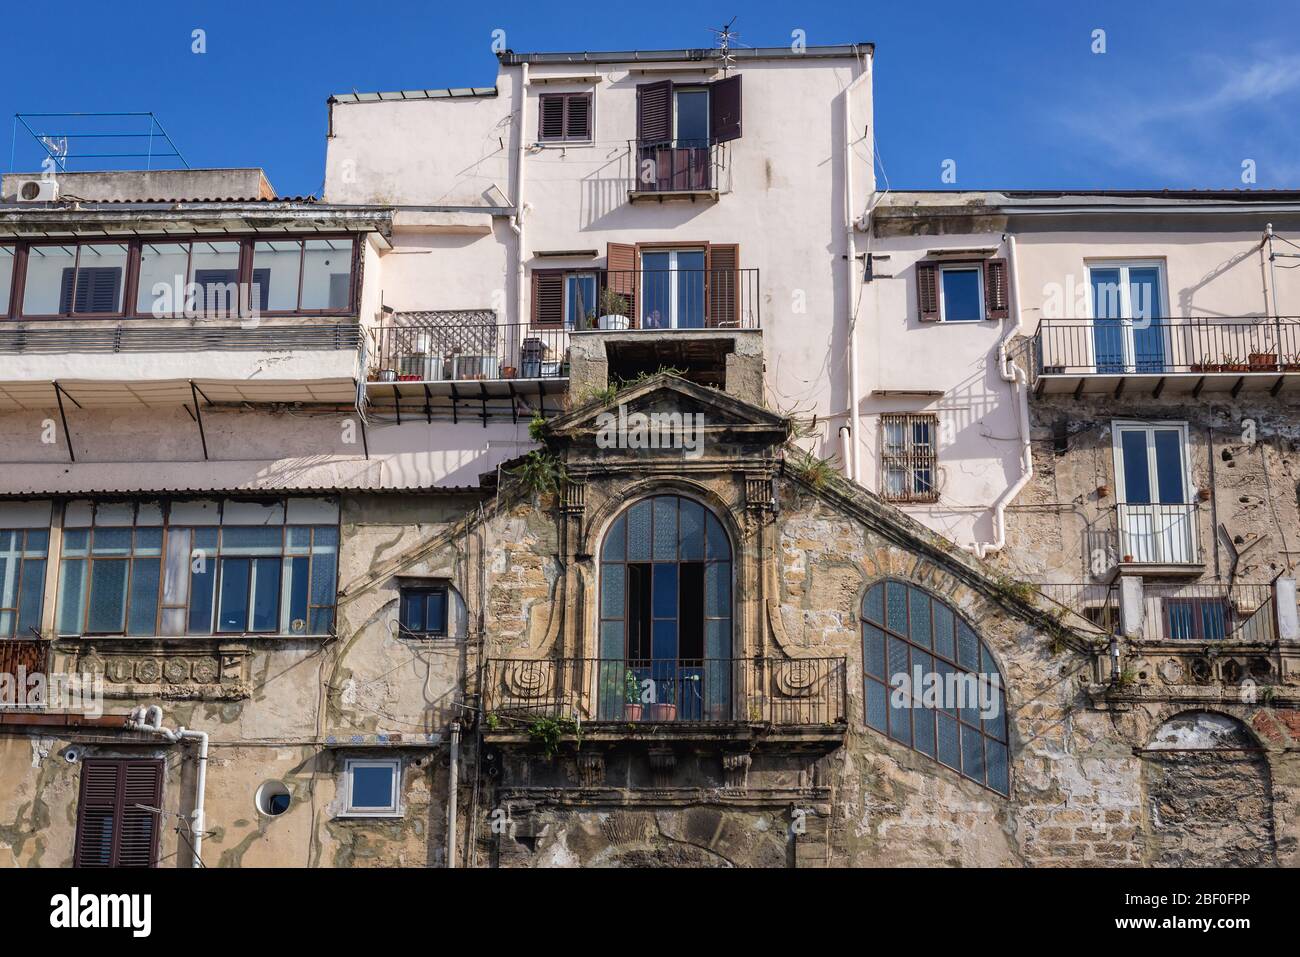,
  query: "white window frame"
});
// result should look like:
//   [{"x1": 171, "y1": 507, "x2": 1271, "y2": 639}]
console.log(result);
[
  {"x1": 938, "y1": 264, "x2": 985, "y2": 323},
  {"x1": 1110, "y1": 420, "x2": 1197, "y2": 565},
  {"x1": 1110, "y1": 420, "x2": 1192, "y2": 504},
  {"x1": 341, "y1": 758, "x2": 403, "y2": 818},
  {"x1": 672, "y1": 86, "x2": 710, "y2": 143},
  {"x1": 535, "y1": 91, "x2": 595, "y2": 146},
  {"x1": 1085, "y1": 259, "x2": 1168, "y2": 371},
  {"x1": 640, "y1": 248, "x2": 706, "y2": 329},
  {"x1": 563, "y1": 272, "x2": 597, "y2": 330}
]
